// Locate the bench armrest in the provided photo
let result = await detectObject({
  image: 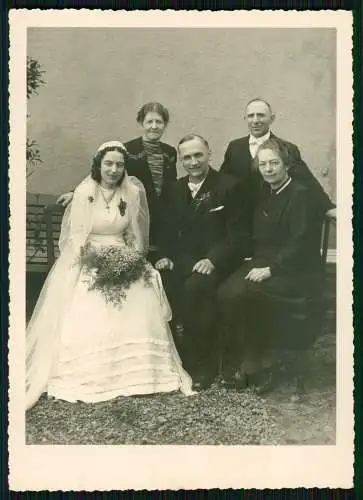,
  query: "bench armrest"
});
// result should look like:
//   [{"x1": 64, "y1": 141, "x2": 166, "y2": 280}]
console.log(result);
[{"x1": 44, "y1": 203, "x2": 65, "y2": 215}]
